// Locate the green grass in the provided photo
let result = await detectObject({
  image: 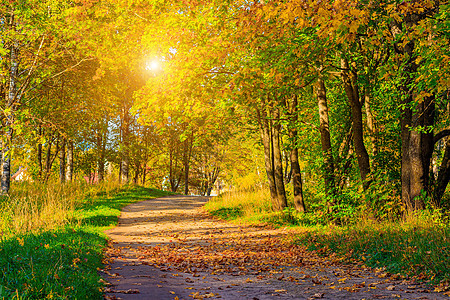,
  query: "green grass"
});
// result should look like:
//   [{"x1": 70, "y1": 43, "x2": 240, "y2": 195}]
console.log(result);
[
  {"x1": 206, "y1": 189, "x2": 450, "y2": 284},
  {"x1": 297, "y1": 220, "x2": 450, "y2": 283},
  {"x1": 0, "y1": 184, "x2": 173, "y2": 299}
]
